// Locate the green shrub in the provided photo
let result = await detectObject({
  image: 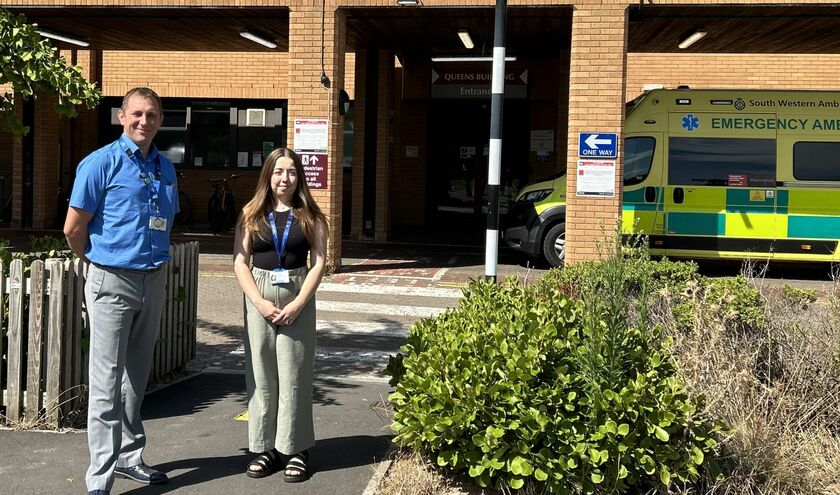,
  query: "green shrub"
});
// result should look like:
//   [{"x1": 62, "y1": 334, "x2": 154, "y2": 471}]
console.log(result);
[
  {"x1": 702, "y1": 276, "x2": 765, "y2": 332},
  {"x1": 389, "y1": 274, "x2": 721, "y2": 493},
  {"x1": 779, "y1": 285, "x2": 817, "y2": 309}
]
